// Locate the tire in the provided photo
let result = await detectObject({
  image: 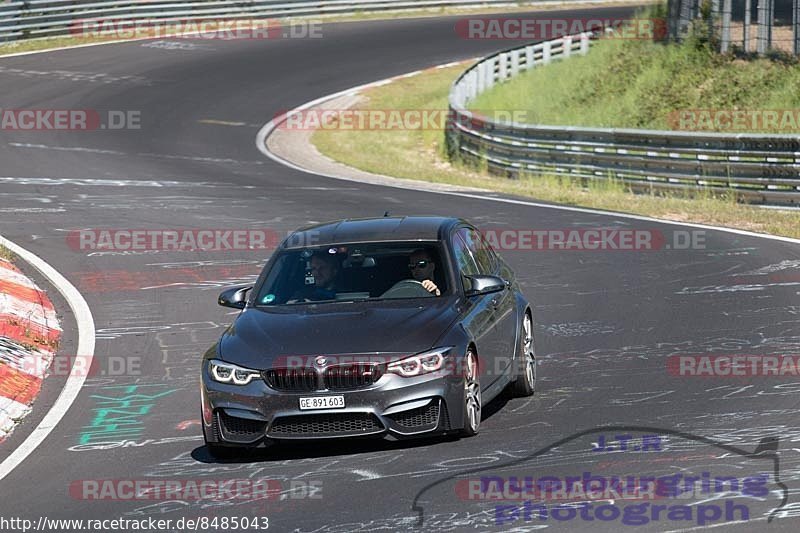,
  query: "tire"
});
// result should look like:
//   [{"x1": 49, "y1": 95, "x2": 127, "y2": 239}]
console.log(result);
[
  {"x1": 510, "y1": 312, "x2": 536, "y2": 397},
  {"x1": 460, "y1": 349, "x2": 481, "y2": 437}
]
